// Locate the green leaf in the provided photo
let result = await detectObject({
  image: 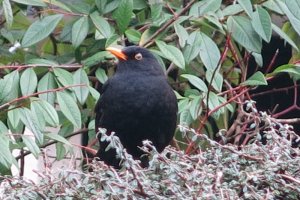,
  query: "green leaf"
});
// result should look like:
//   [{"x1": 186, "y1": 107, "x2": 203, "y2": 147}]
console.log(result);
[
  {"x1": 45, "y1": 133, "x2": 71, "y2": 146},
  {"x1": 37, "y1": 72, "x2": 57, "y2": 106},
  {"x1": 174, "y1": 23, "x2": 189, "y2": 48},
  {"x1": 270, "y1": 64, "x2": 300, "y2": 80},
  {"x1": 0, "y1": 70, "x2": 19, "y2": 104},
  {"x1": 22, "y1": 14, "x2": 63, "y2": 47},
  {"x1": 227, "y1": 16, "x2": 262, "y2": 53},
  {"x1": 27, "y1": 58, "x2": 58, "y2": 66},
  {"x1": 72, "y1": 16, "x2": 89, "y2": 48},
  {"x1": 207, "y1": 92, "x2": 222, "y2": 119},
  {"x1": 251, "y1": 6, "x2": 272, "y2": 42},
  {"x1": 0, "y1": 131, "x2": 15, "y2": 169},
  {"x1": 206, "y1": 70, "x2": 223, "y2": 92},
  {"x1": 22, "y1": 136, "x2": 41, "y2": 158},
  {"x1": 237, "y1": 0, "x2": 253, "y2": 18},
  {"x1": 95, "y1": 68, "x2": 108, "y2": 84},
  {"x1": 189, "y1": 0, "x2": 222, "y2": 17},
  {"x1": 242, "y1": 71, "x2": 267, "y2": 86},
  {"x1": 125, "y1": 29, "x2": 141, "y2": 44},
  {"x1": 113, "y1": 0, "x2": 133, "y2": 33},
  {"x1": 183, "y1": 31, "x2": 202, "y2": 63},
  {"x1": 89, "y1": 86, "x2": 100, "y2": 101},
  {"x1": 57, "y1": 92, "x2": 82, "y2": 128},
  {"x1": 31, "y1": 100, "x2": 59, "y2": 127},
  {"x1": 3, "y1": 0, "x2": 13, "y2": 28},
  {"x1": 90, "y1": 12, "x2": 111, "y2": 38},
  {"x1": 11, "y1": 0, "x2": 46, "y2": 6},
  {"x1": 189, "y1": 96, "x2": 202, "y2": 120},
  {"x1": 156, "y1": 40, "x2": 185, "y2": 69},
  {"x1": 31, "y1": 99, "x2": 46, "y2": 129},
  {"x1": 83, "y1": 51, "x2": 112, "y2": 67},
  {"x1": 53, "y1": 68, "x2": 73, "y2": 86},
  {"x1": 277, "y1": 0, "x2": 300, "y2": 37},
  {"x1": 73, "y1": 69, "x2": 89, "y2": 105},
  {"x1": 20, "y1": 68, "x2": 37, "y2": 96},
  {"x1": 179, "y1": 108, "x2": 193, "y2": 127},
  {"x1": 199, "y1": 32, "x2": 221, "y2": 70},
  {"x1": 271, "y1": 23, "x2": 299, "y2": 51},
  {"x1": 8, "y1": 106, "x2": 21, "y2": 129},
  {"x1": 181, "y1": 74, "x2": 208, "y2": 92},
  {"x1": 0, "y1": 121, "x2": 8, "y2": 134},
  {"x1": 262, "y1": 0, "x2": 284, "y2": 14},
  {"x1": 19, "y1": 108, "x2": 44, "y2": 144}
]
